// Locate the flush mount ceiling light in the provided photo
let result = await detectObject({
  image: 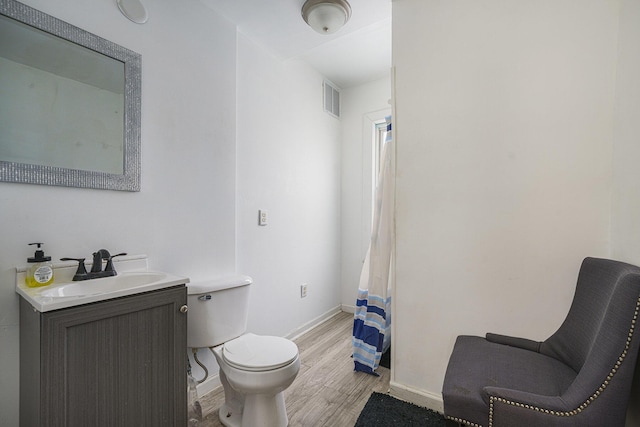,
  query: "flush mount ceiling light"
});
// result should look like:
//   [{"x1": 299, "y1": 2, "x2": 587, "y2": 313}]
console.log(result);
[
  {"x1": 116, "y1": 0, "x2": 148, "y2": 24},
  {"x1": 302, "y1": 0, "x2": 352, "y2": 35}
]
